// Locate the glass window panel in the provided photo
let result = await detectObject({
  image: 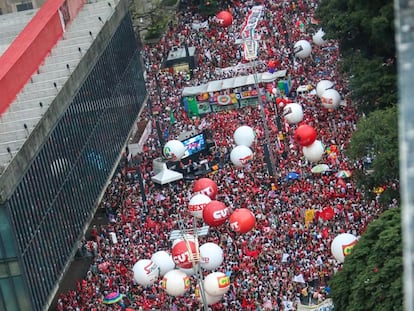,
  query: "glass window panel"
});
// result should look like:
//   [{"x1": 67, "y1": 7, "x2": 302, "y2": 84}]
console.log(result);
[
  {"x1": 0, "y1": 208, "x2": 17, "y2": 259},
  {"x1": 13, "y1": 276, "x2": 31, "y2": 311},
  {"x1": 0, "y1": 278, "x2": 18, "y2": 311}
]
